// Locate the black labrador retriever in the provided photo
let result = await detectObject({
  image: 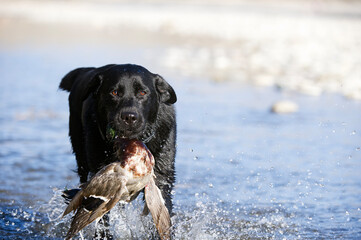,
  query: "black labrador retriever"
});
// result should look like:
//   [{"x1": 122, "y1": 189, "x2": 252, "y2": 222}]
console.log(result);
[{"x1": 59, "y1": 64, "x2": 177, "y2": 236}]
